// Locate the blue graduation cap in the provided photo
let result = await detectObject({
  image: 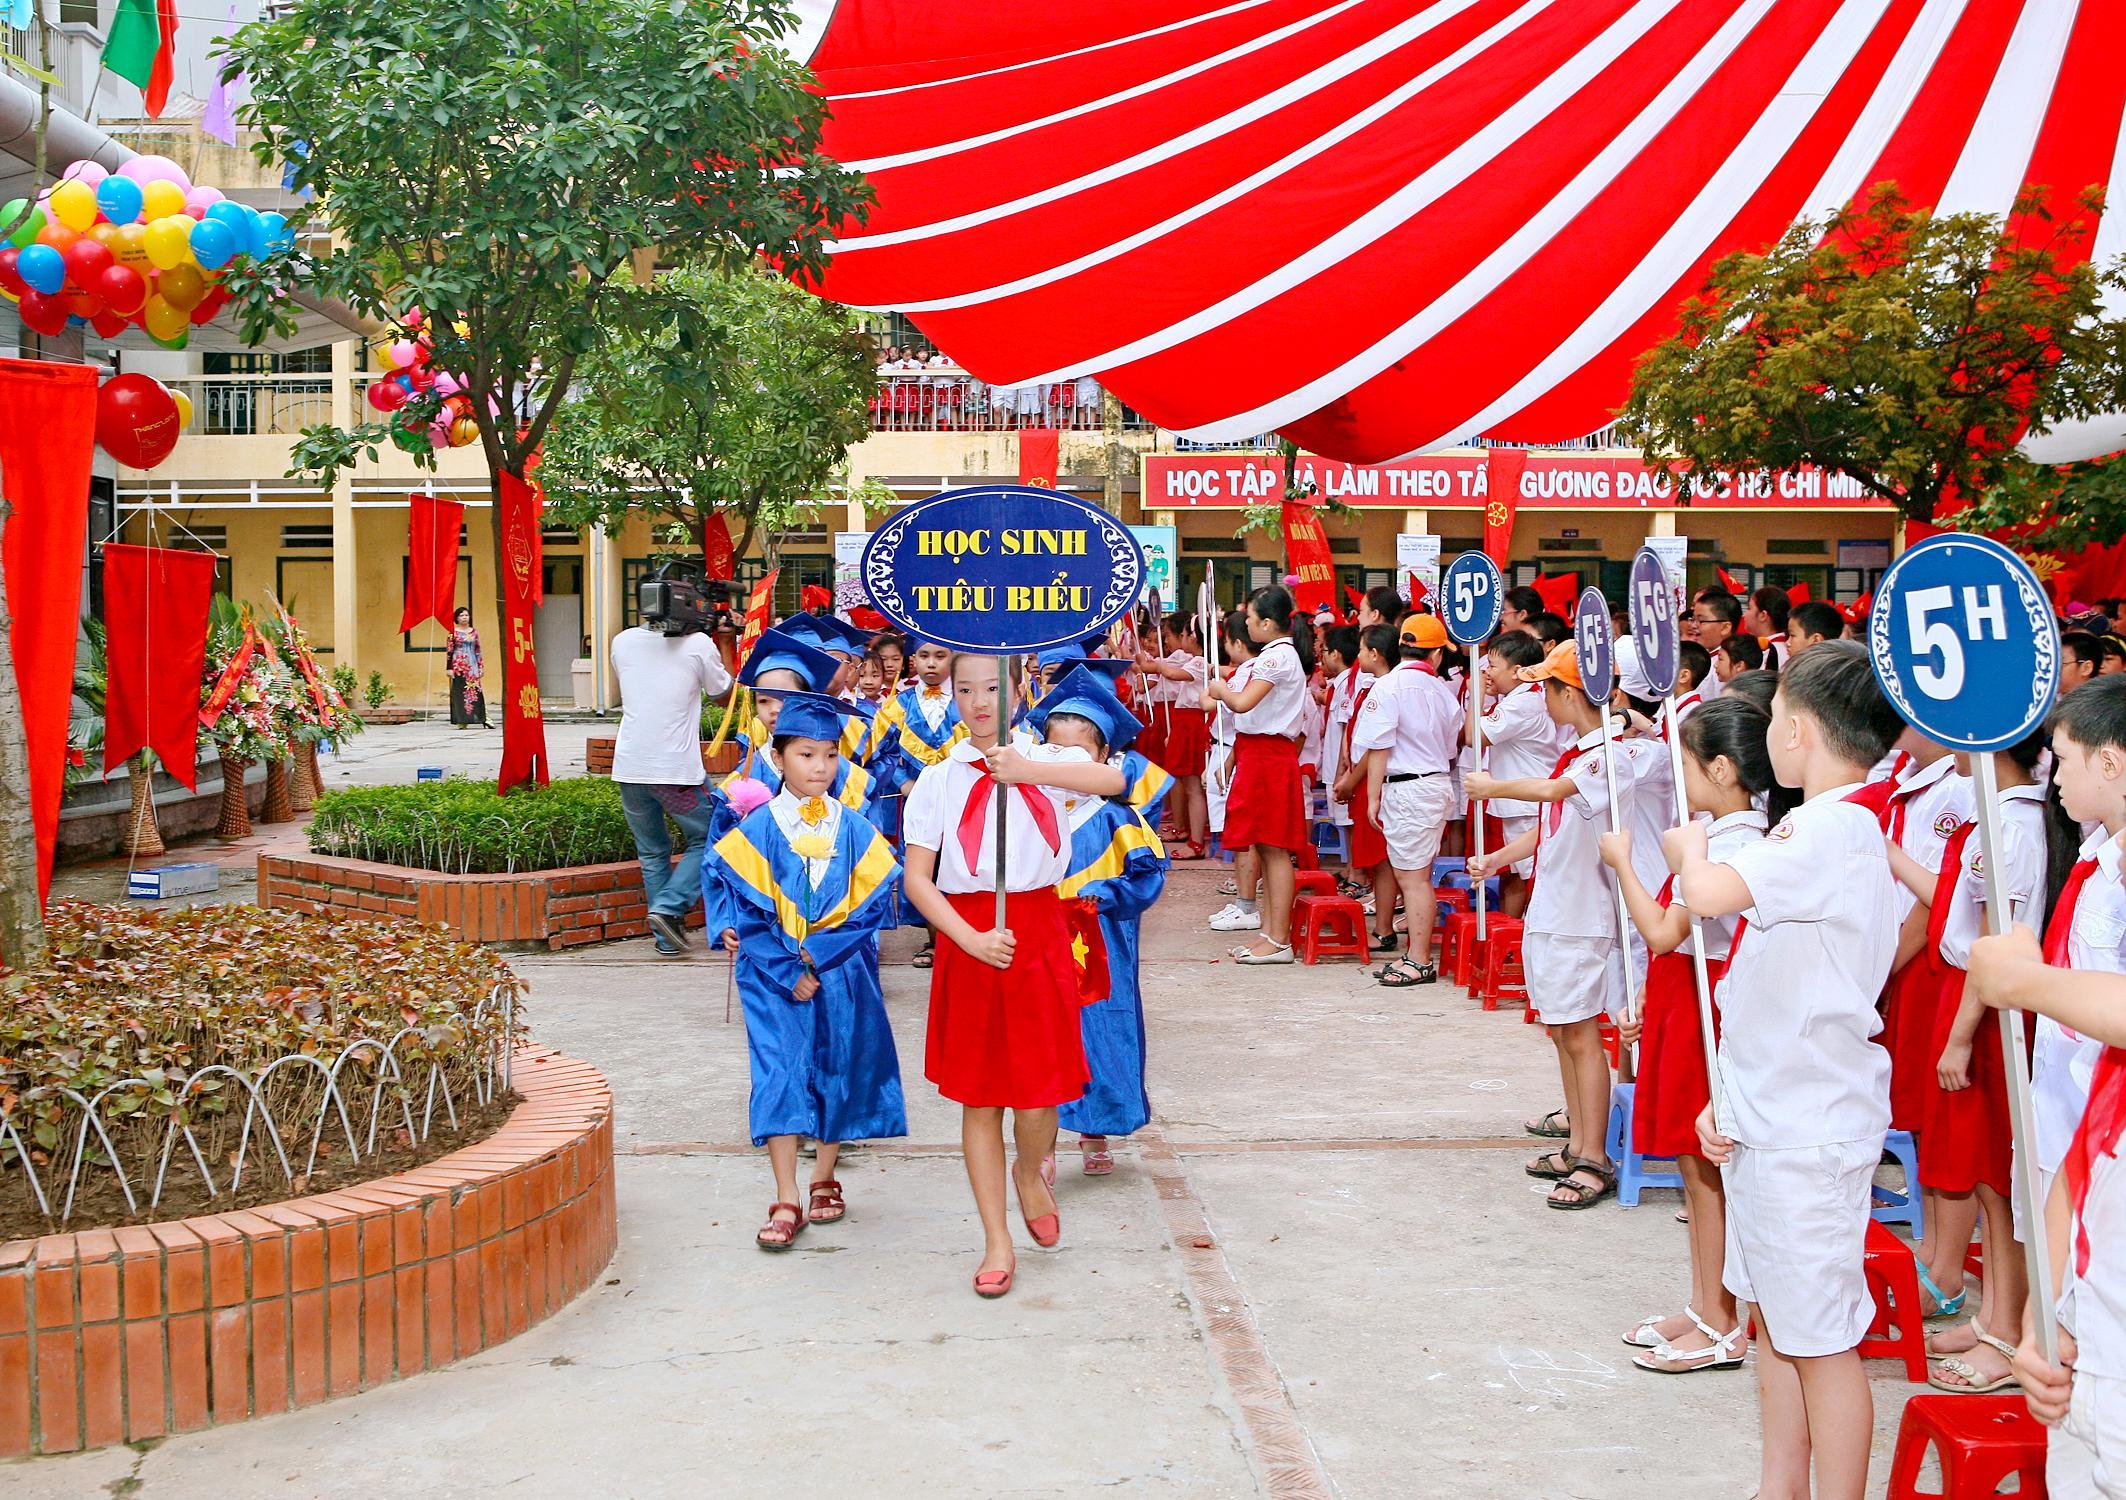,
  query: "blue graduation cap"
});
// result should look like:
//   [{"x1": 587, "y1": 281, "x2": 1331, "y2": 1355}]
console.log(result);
[
  {"x1": 782, "y1": 613, "x2": 872, "y2": 654},
  {"x1": 770, "y1": 690, "x2": 867, "y2": 746},
  {"x1": 1039, "y1": 655, "x2": 1131, "y2": 682},
  {"x1": 741, "y1": 627, "x2": 840, "y2": 692},
  {"x1": 1026, "y1": 666, "x2": 1143, "y2": 754}
]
